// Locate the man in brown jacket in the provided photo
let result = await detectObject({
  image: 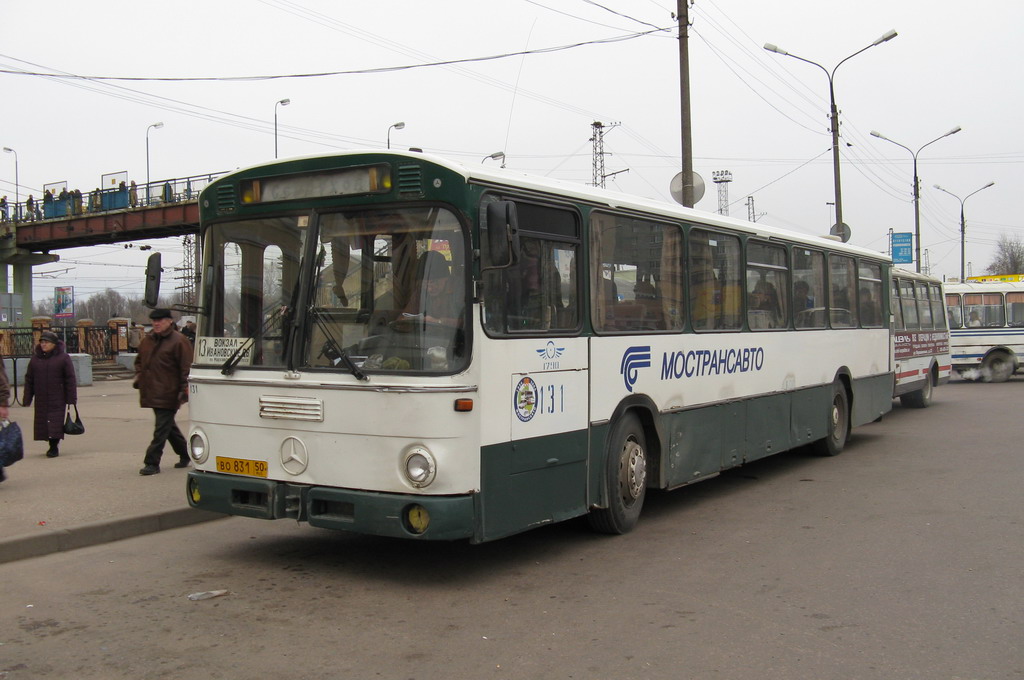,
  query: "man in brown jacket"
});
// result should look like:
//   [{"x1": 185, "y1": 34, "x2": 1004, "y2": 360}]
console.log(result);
[{"x1": 135, "y1": 308, "x2": 192, "y2": 475}]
